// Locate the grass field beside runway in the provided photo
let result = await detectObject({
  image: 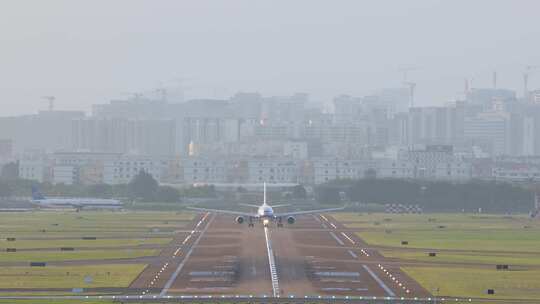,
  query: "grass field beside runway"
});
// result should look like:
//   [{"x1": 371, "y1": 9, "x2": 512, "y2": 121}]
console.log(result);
[
  {"x1": 0, "y1": 238, "x2": 170, "y2": 249},
  {"x1": 334, "y1": 212, "x2": 540, "y2": 300},
  {"x1": 0, "y1": 249, "x2": 158, "y2": 262},
  {"x1": 335, "y1": 212, "x2": 540, "y2": 230},
  {"x1": 0, "y1": 264, "x2": 146, "y2": 289},
  {"x1": 333, "y1": 213, "x2": 540, "y2": 252},
  {"x1": 0, "y1": 211, "x2": 196, "y2": 296},
  {"x1": 0, "y1": 300, "x2": 112, "y2": 304},
  {"x1": 0, "y1": 211, "x2": 195, "y2": 232},
  {"x1": 381, "y1": 250, "x2": 540, "y2": 266},
  {"x1": 0, "y1": 211, "x2": 196, "y2": 250},
  {"x1": 404, "y1": 266, "x2": 540, "y2": 300}
]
